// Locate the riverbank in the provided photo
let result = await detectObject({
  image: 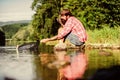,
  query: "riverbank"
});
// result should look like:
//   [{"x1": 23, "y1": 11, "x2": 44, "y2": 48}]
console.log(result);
[
  {"x1": 6, "y1": 27, "x2": 120, "y2": 49},
  {"x1": 86, "y1": 27, "x2": 120, "y2": 49},
  {"x1": 46, "y1": 27, "x2": 120, "y2": 49},
  {"x1": 86, "y1": 43, "x2": 120, "y2": 49},
  {"x1": 46, "y1": 42, "x2": 120, "y2": 50}
]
